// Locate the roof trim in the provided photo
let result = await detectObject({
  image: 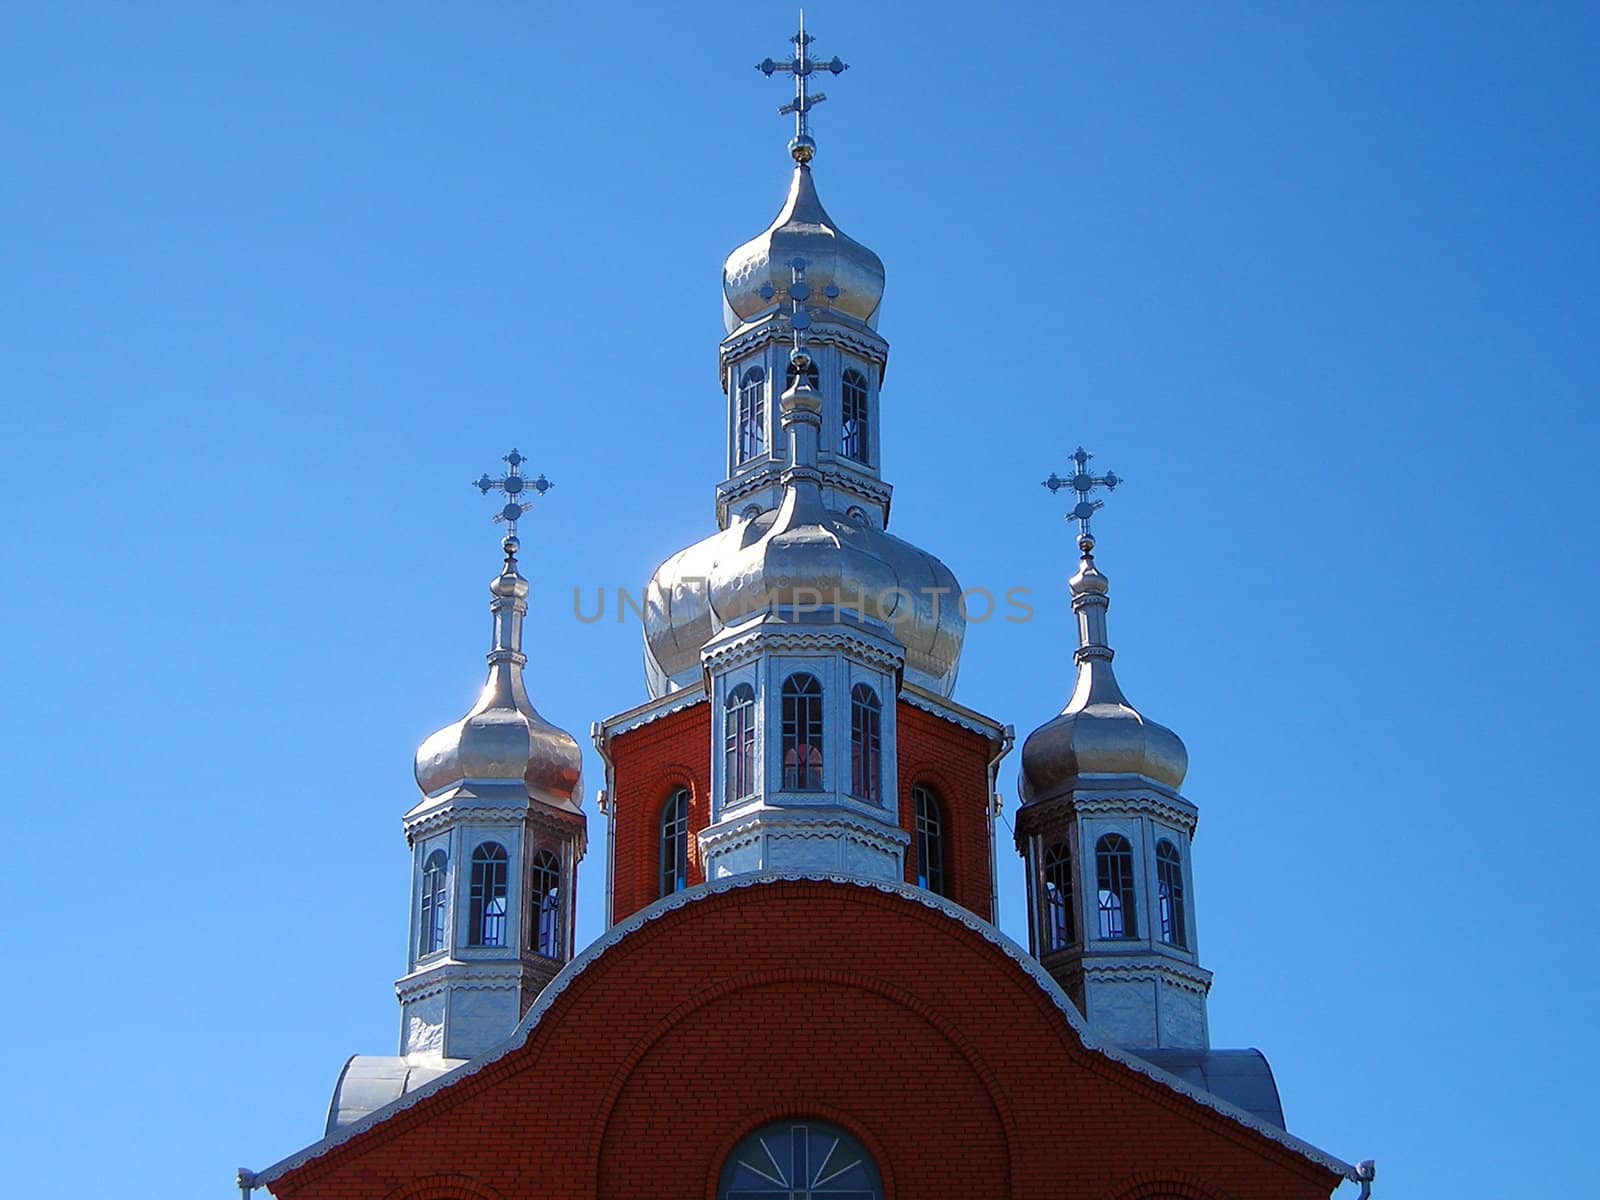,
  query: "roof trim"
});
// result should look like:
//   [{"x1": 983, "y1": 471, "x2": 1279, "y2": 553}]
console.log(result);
[
  {"x1": 252, "y1": 873, "x2": 1356, "y2": 1187},
  {"x1": 597, "y1": 683, "x2": 708, "y2": 740},
  {"x1": 899, "y1": 681, "x2": 1010, "y2": 741}
]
